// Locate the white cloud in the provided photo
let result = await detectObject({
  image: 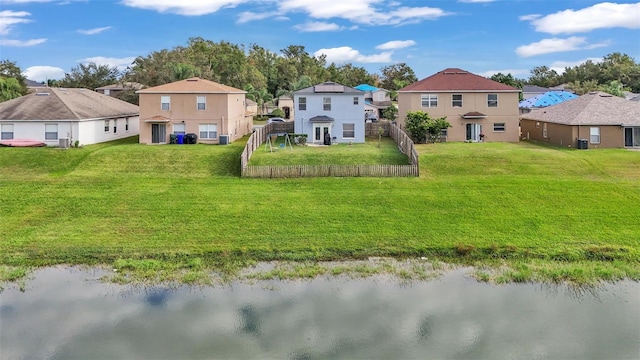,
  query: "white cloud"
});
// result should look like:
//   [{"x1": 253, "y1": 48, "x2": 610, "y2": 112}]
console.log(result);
[
  {"x1": 515, "y1": 36, "x2": 609, "y2": 57},
  {"x1": 313, "y1": 46, "x2": 392, "y2": 64},
  {"x1": 79, "y1": 56, "x2": 137, "y2": 71},
  {"x1": 294, "y1": 21, "x2": 342, "y2": 32},
  {"x1": 0, "y1": 38, "x2": 47, "y2": 47},
  {"x1": 526, "y1": 2, "x2": 640, "y2": 34},
  {"x1": 23, "y1": 65, "x2": 65, "y2": 82},
  {"x1": 0, "y1": 10, "x2": 32, "y2": 35},
  {"x1": 519, "y1": 14, "x2": 541, "y2": 21},
  {"x1": 77, "y1": 26, "x2": 112, "y2": 35},
  {"x1": 549, "y1": 57, "x2": 603, "y2": 74},
  {"x1": 121, "y1": 0, "x2": 249, "y2": 16},
  {"x1": 458, "y1": 0, "x2": 495, "y2": 3},
  {"x1": 477, "y1": 69, "x2": 529, "y2": 78},
  {"x1": 276, "y1": 0, "x2": 450, "y2": 25},
  {"x1": 376, "y1": 40, "x2": 416, "y2": 50},
  {"x1": 237, "y1": 11, "x2": 276, "y2": 23}
]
